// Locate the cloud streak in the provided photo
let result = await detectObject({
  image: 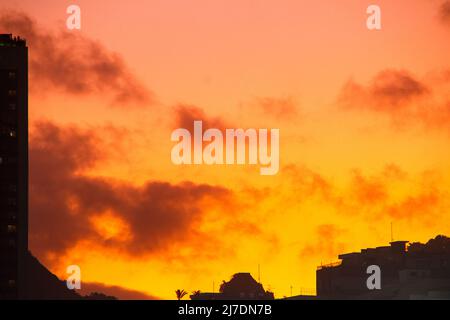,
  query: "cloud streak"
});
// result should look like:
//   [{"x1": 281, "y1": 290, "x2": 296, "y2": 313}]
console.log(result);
[{"x1": 79, "y1": 282, "x2": 158, "y2": 300}]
